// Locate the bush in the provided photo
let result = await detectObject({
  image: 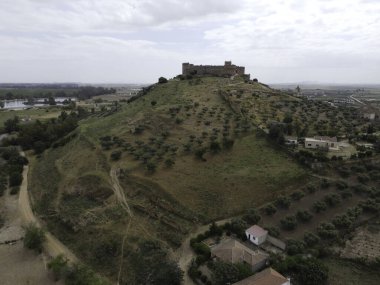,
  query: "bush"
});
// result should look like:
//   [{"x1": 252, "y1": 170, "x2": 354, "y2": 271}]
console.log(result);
[
  {"x1": 313, "y1": 201, "x2": 327, "y2": 213},
  {"x1": 264, "y1": 203, "x2": 277, "y2": 215},
  {"x1": 276, "y1": 195, "x2": 291, "y2": 209},
  {"x1": 291, "y1": 191, "x2": 305, "y2": 201},
  {"x1": 10, "y1": 186, "x2": 20, "y2": 195},
  {"x1": 332, "y1": 214, "x2": 353, "y2": 229},
  {"x1": 23, "y1": 223, "x2": 45, "y2": 253},
  {"x1": 274, "y1": 256, "x2": 328, "y2": 285},
  {"x1": 304, "y1": 231, "x2": 320, "y2": 247},
  {"x1": 357, "y1": 174, "x2": 370, "y2": 184},
  {"x1": 320, "y1": 179, "x2": 330, "y2": 189},
  {"x1": 66, "y1": 263, "x2": 110, "y2": 285},
  {"x1": 242, "y1": 208, "x2": 261, "y2": 224},
  {"x1": 359, "y1": 199, "x2": 380, "y2": 213},
  {"x1": 323, "y1": 193, "x2": 341, "y2": 207},
  {"x1": 286, "y1": 239, "x2": 305, "y2": 255},
  {"x1": 110, "y1": 150, "x2": 122, "y2": 161},
  {"x1": 9, "y1": 172, "x2": 22, "y2": 187},
  {"x1": 335, "y1": 180, "x2": 348, "y2": 190},
  {"x1": 48, "y1": 254, "x2": 68, "y2": 281},
  {"x1": 306, "y1": 184, "x2": 317, "y2": 193},
  {"x1": 317, "y1": 222, "x2": 338, "y2": 239},
  {"x1": 280, "y1": 215, "x2": 297, "y2": 230},
  {"x1": 158, "y1": 77, "x2": 168, "y2": 84},
  {"x1": 266, "y1": 226, "x2": 280, "y2": 238},
  {"x1": 296, "y1": 210, "x2": 313, "y2": 222}
]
